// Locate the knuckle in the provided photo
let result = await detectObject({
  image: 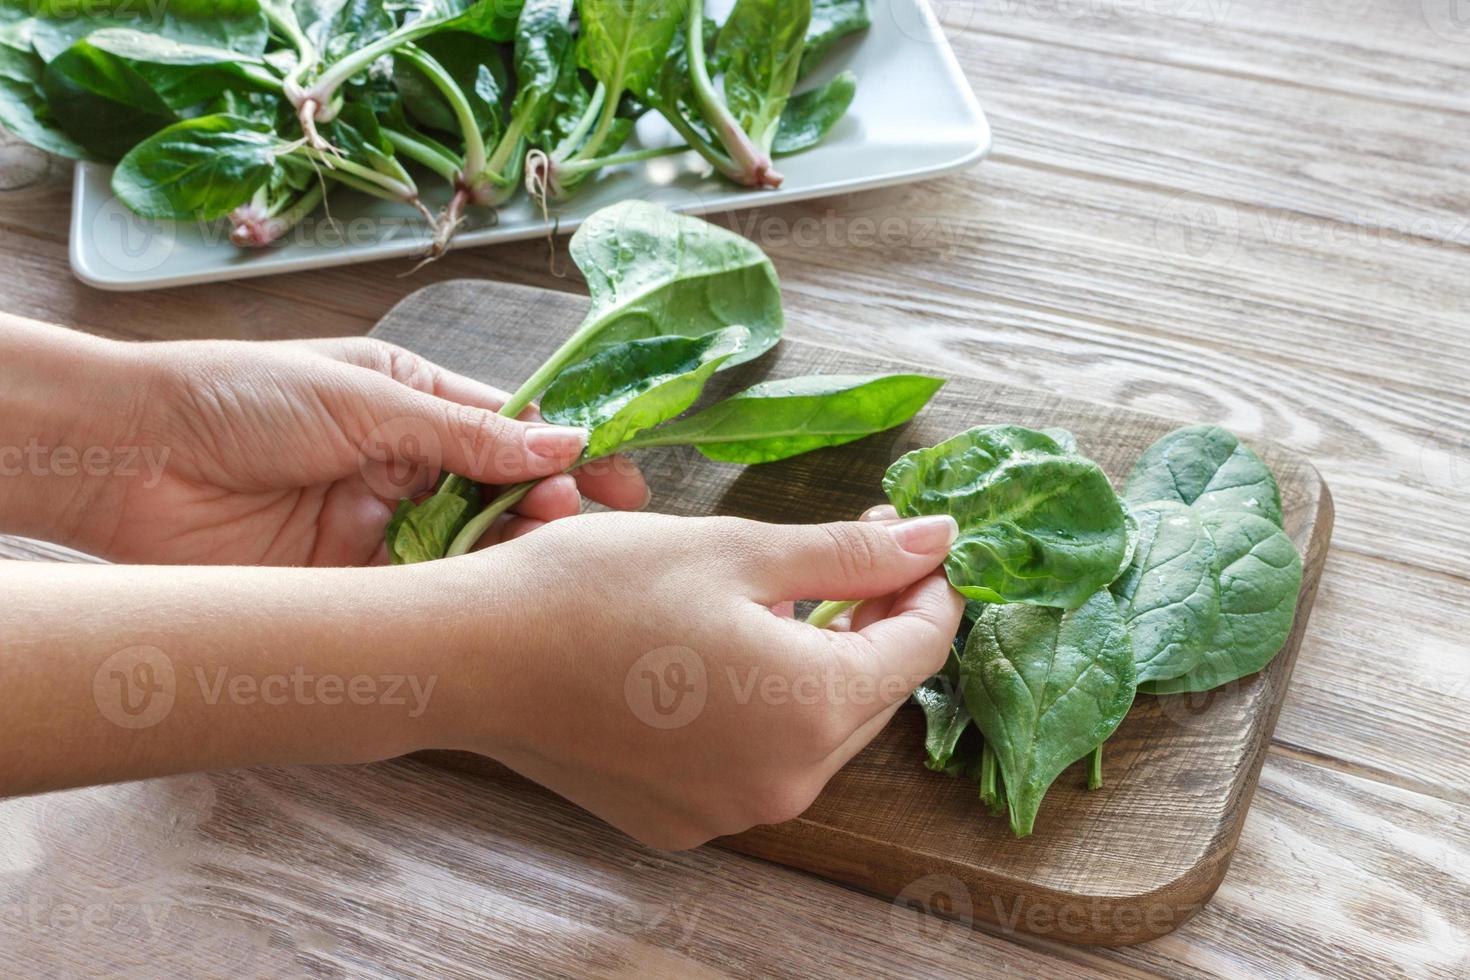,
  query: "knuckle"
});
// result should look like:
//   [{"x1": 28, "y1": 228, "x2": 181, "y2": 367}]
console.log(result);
[
  {"x1": 446, "y1": 403, "x2": 503, "y2": 468},
  {"x1": 820, "y1": 522, "x2": 884, "y2": 583}
]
